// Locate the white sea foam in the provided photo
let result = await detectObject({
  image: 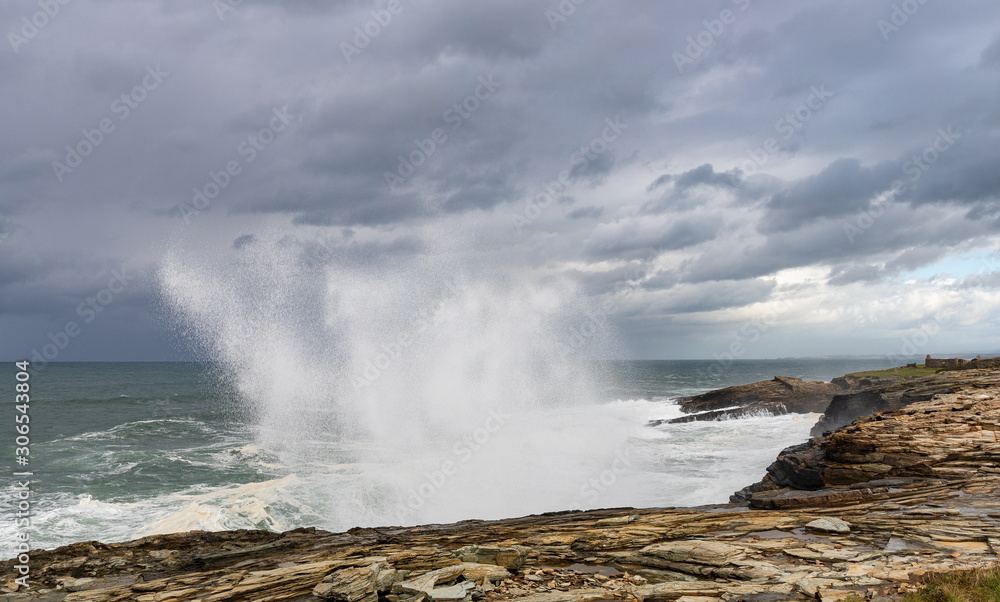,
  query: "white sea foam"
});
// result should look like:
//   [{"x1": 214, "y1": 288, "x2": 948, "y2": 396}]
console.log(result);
[
  {"x1": 137, "y1": 475, "x2": 306, "y2": 536},
  {"x1": 58, "y1": 418, "x2": 210, "y2": 442}
]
